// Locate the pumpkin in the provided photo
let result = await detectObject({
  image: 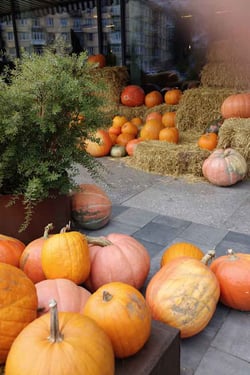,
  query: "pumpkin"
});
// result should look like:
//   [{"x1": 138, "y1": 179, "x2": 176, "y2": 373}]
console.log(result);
[
  {"x1": 0, "y1": 234, "x2": 25, "y2": 267},
  {"x1": 159, "y1": 127, "x2": 179, "y2": 143},
  {"x1": 144, "y1": 90, "x2": 163, "y2": 108},
  {"x1": 5, "y1": 299, "x2": 115, "y2": 375},
  {"x1": 202, "y1": 148, "x2": 247, "y2": 186},
  {"x1": 126, "y1": 138, "x2": 142, "y2": 156},
  {"x1": 146, "y1": 251, "x2": 220, "y2": 338},
  {"x1": 35, "y1": 278, "x2": 91, "y2": 316},
  {"x1": 84, "y1": 233, "x2": 150, "y2": 292},
  {"x1": 110, "y1": 145, "x2": 127, "y2": 158},
  {"x1": 41, "y1": 229, "x2": 91, "y2": 285},
  {"x1": 85, "y1": 129, "x2": 112, "y2": 157},
  {"x1": 71, "y1": 184, "x2": 112, "y2": 230},
  {"x1": 160, "y1": 242, "x2": 204, "y2": 267},
  {"x1": 210, "y1": 249, "x2": 250, "y2": 311},
  {"x1": 145, "y1": 111, "x2": 162, "y2": 123},
  {"x1": 108, "y1": 133, "x2": 118, "y2": 145},
  {"x1": 162, "y1": 111, "x2": 176, "y2": 127},
  {"x1": 116, "y1": 132, "x2": 135, "y2": 146},
  {"x1": 83, "y1": 282, "x2": 152, "y2": 358},
  {"x1": 121, "y1": 121, "x2": 138, "y2": 137},
  {"x1": 87, "y1": 53, "x2": 106, "y2": 68},
  {"x1": 130, "y1": 117, "x2": 143, "y2": 127},
  {"x1": 120, "y1": 85, "x2": 145, "y2": 107},
  {"x1": 0, "y1": 263, "x2": 38, "y2": 364},
  {"x1": 164, "y1": 89, "x2": 182, "y2": 105},
  {"x1": 19, "y1": 223, "x2": 53, "y2": 283},
  {"x1": 108, "y1": 125, "x2": 121, "y2": 136},
  {"x1": 198, "y1": 133, "x2": 218, "y2": 151},
  {"x1": 221, "y1": 93, "x2": 250, "y2": 119},
  {"x1": 112, "y1": 115, "x2": 128, "y2": 128},
  {"x1": 140, "y1": 119, "x2": 164, "y2": 140}
]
